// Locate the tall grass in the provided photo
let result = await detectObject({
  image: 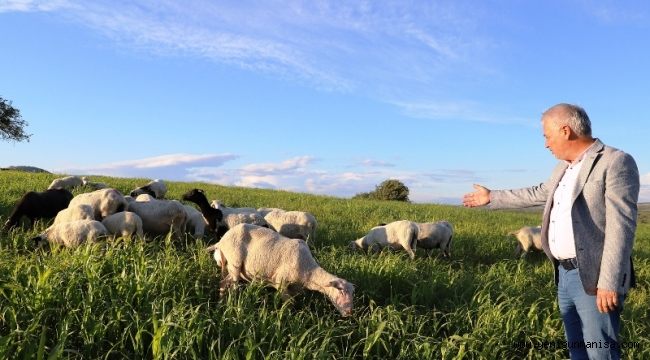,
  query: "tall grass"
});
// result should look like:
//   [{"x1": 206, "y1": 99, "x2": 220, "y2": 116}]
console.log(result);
[{"x1": 0, "y1": 170, "x2": 648, "y2": 359}]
